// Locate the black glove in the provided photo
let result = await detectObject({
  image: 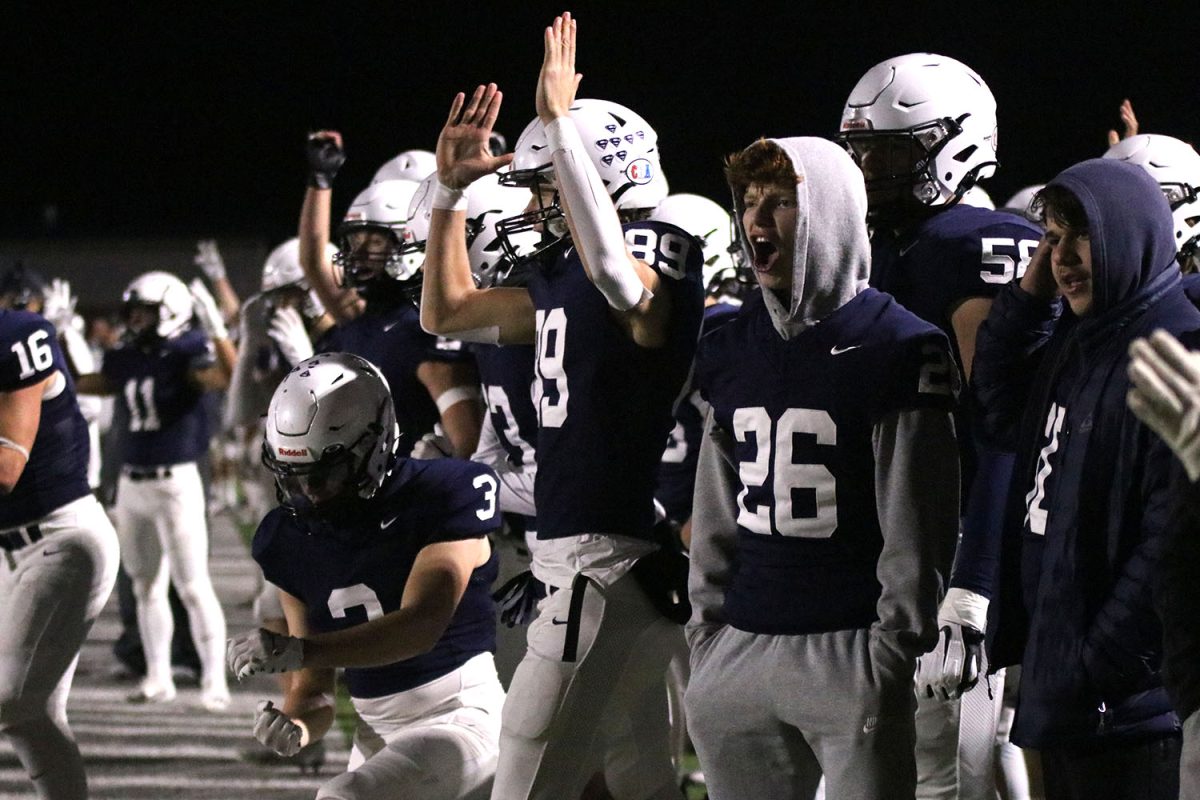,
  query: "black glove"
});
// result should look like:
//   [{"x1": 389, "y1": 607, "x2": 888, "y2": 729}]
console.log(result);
[
  {"x1": 306, "y1": 134, "x2": 345, "y2": 189},
  {"x1": 492, "y1": 570, "x2": 546, "y2": 628}
]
